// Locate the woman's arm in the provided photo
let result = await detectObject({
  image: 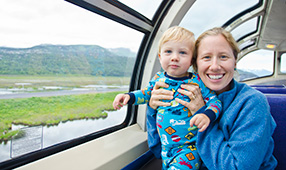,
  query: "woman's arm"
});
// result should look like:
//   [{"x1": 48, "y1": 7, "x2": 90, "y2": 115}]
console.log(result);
[
  {"x1": 146, "y1": 106, "x2": 161, "y2": 158},
  {"x1": 147, "y1": 81, "x2": 173, "y2": 158}
]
